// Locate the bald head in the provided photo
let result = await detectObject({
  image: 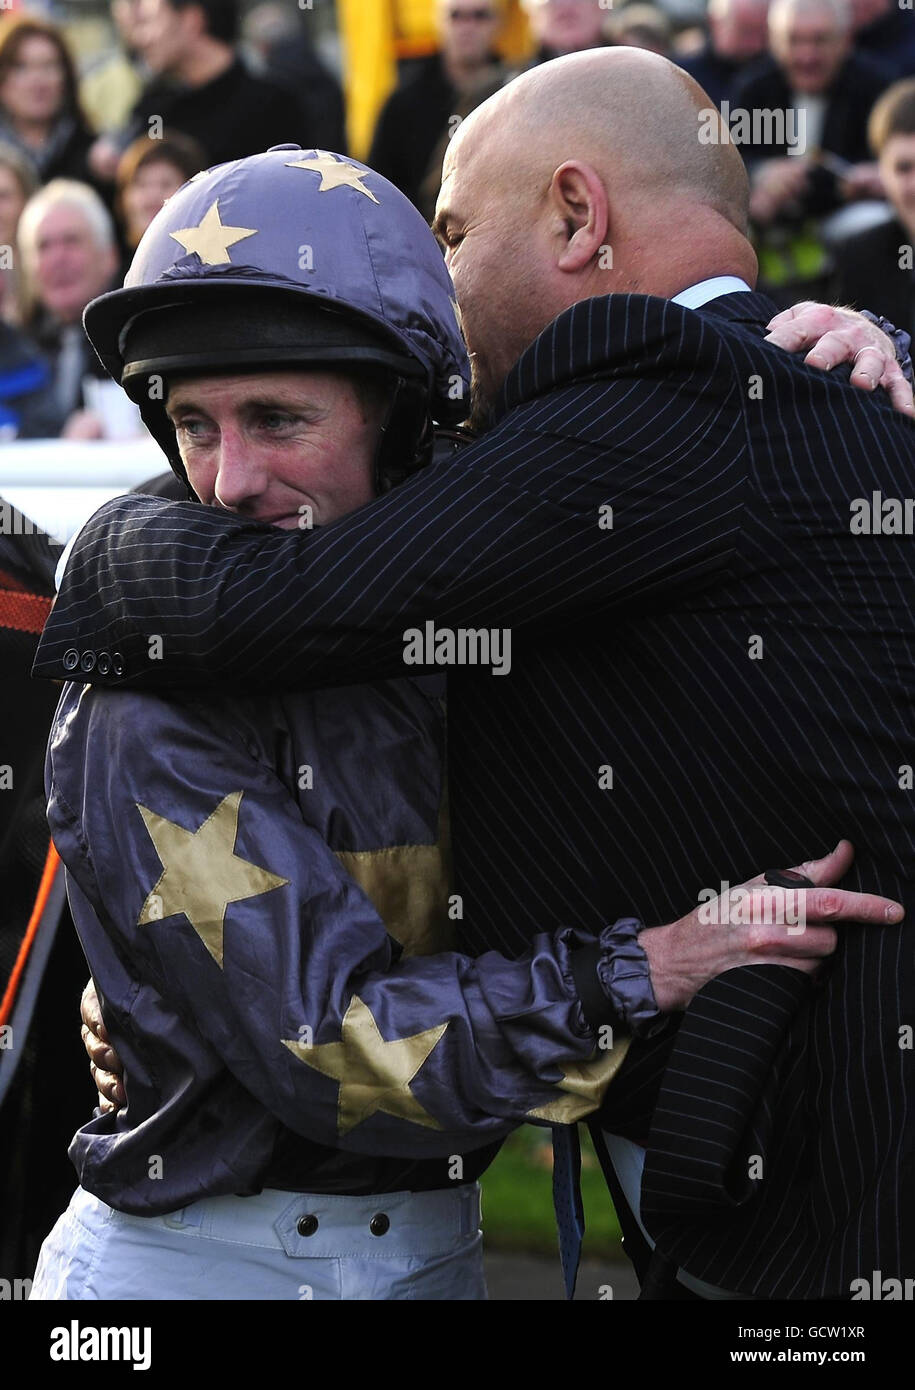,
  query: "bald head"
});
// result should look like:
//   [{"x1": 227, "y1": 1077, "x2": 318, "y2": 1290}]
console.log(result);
[
  {"x1": 436, "y1": 49, "x2": 756, "y2": 416},
  {"x1": 449, "y1": 48, "x2": 750, "y2": 235}
]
